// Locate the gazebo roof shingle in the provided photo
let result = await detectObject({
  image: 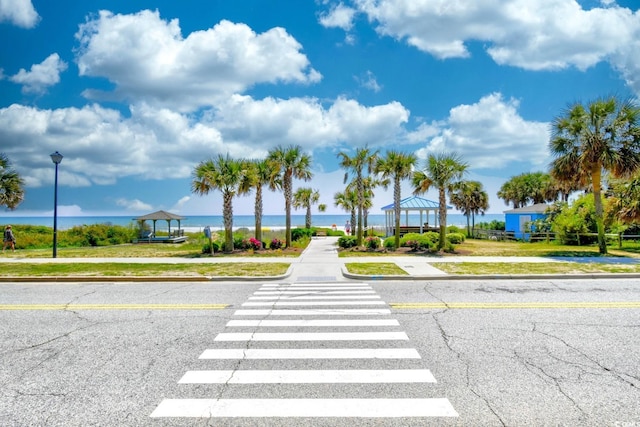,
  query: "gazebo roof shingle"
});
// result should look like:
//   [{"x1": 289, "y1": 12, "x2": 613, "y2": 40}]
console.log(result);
[{"x1": 134, "y1": 210, "x2": 185, "y2": 221}]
